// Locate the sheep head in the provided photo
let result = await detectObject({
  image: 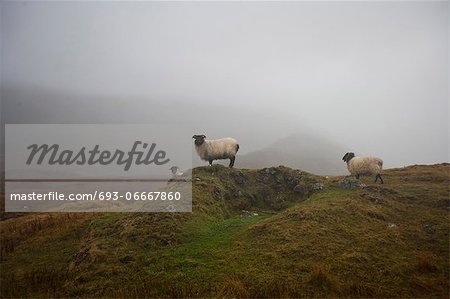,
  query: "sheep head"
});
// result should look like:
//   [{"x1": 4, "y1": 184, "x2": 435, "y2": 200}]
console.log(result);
[
  {"x1": 342, "y1": 152, "x2": 355, "y2": 162},
  {"x1": 192, "y1": 134, "x2": 206, "y2": 146}
]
